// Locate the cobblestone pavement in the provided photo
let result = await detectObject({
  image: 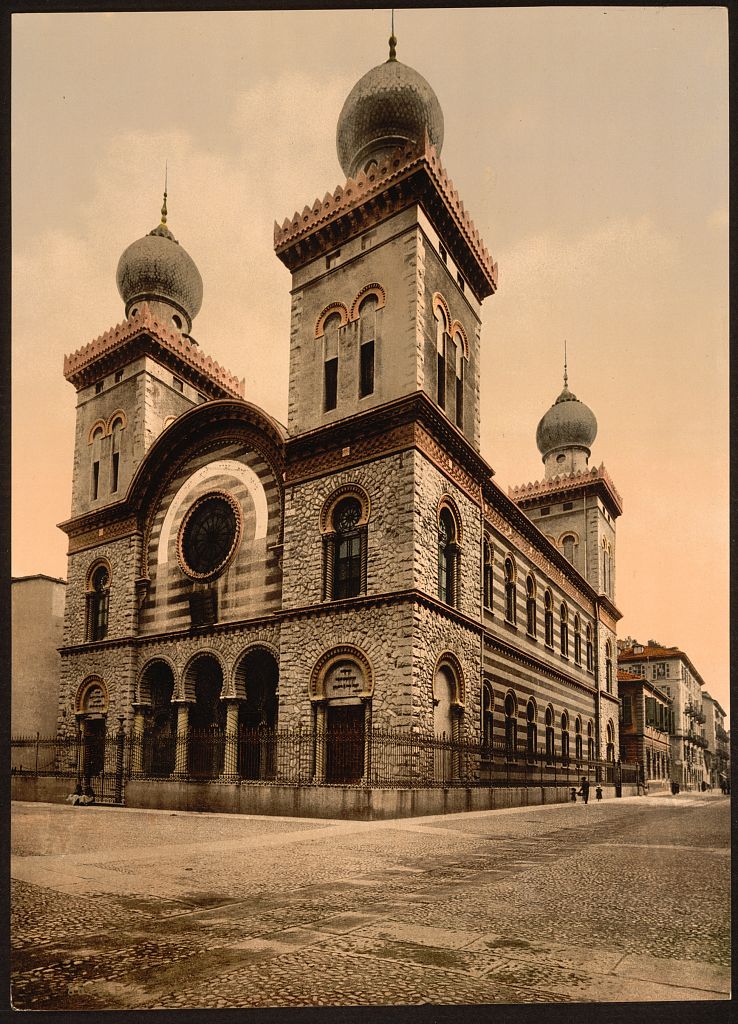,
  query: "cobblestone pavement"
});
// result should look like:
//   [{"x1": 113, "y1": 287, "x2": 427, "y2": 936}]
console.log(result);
[{"x1": 10, "y1": 793, "x2": 731, "y2": 1010}]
